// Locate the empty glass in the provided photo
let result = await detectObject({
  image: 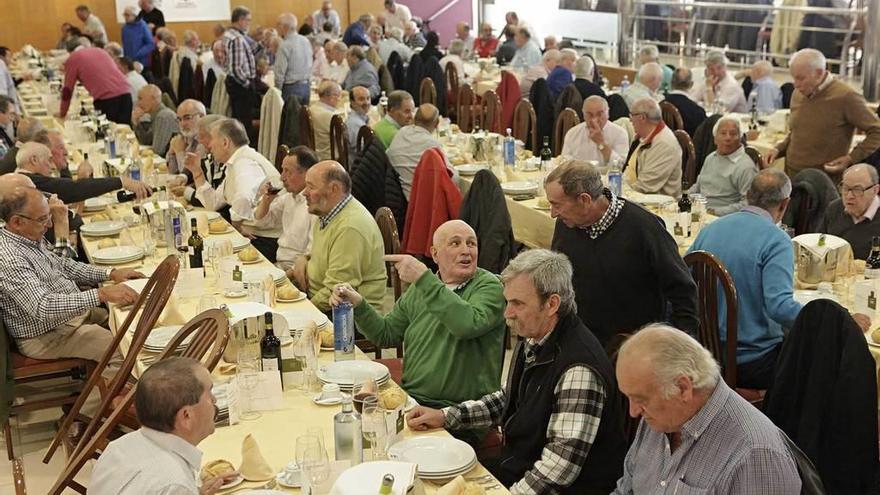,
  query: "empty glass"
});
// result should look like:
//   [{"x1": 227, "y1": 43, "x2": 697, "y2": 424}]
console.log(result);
[
  {"x1": 362, "y1": 397, "x2": 388, "y2": 460},
  {"x1": 296, "y1": 435, "x2": 329, "y2": 495}
]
